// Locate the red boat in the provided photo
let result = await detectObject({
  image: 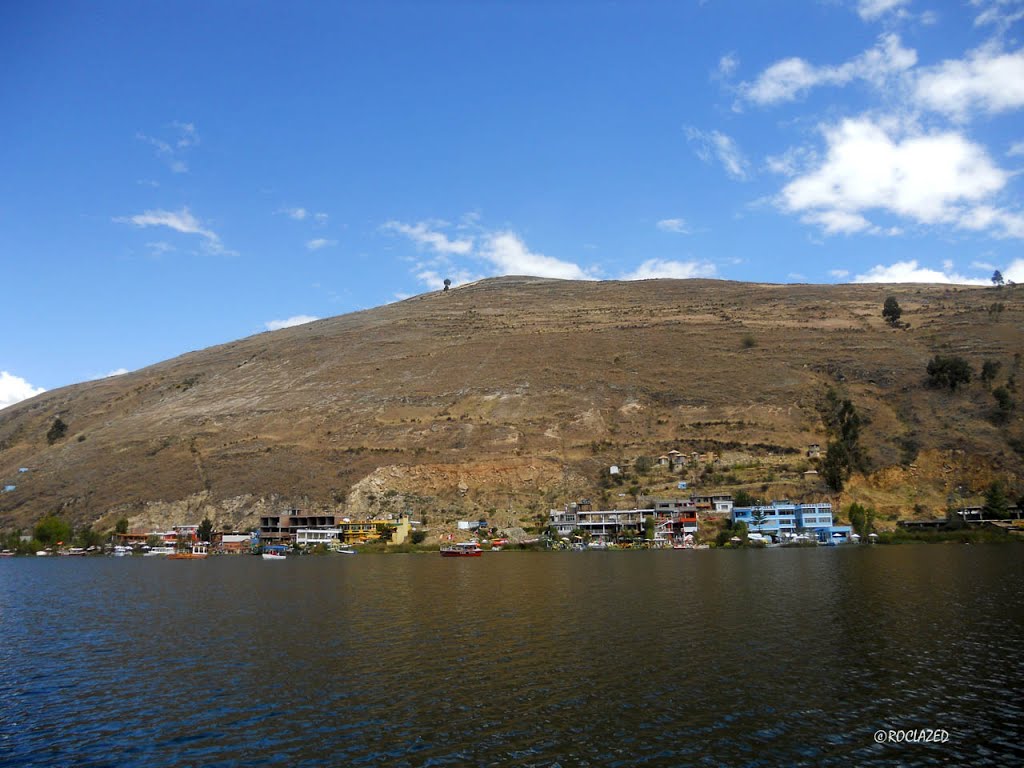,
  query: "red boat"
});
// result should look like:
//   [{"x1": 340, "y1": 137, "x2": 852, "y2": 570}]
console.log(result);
[{"x1": 440, "y1": 542, "x2": 483, "y2": 557}]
